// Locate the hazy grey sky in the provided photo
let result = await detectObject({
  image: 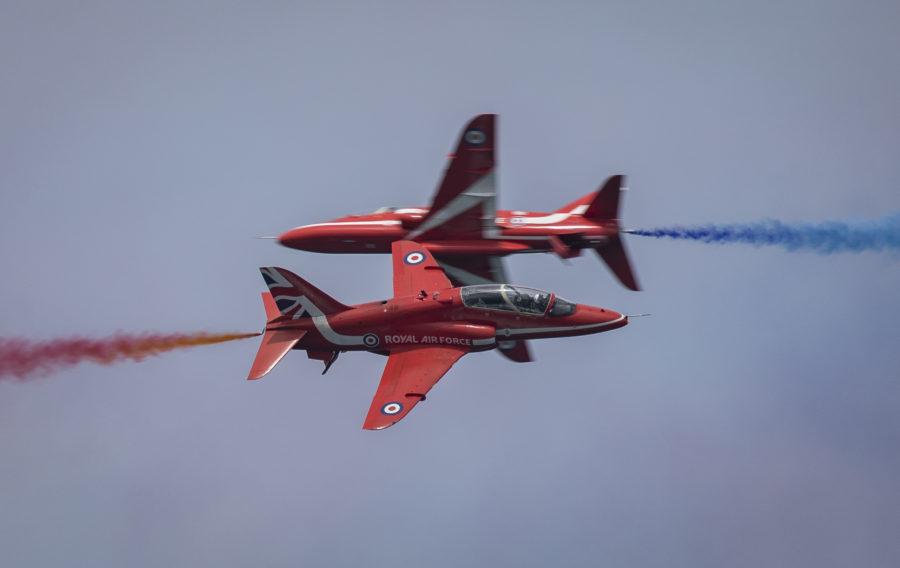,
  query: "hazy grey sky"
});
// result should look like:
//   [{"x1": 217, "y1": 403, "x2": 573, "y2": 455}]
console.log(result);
[{"x1": 2, "y1": 2, "x2": 899, "y2": 567}]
